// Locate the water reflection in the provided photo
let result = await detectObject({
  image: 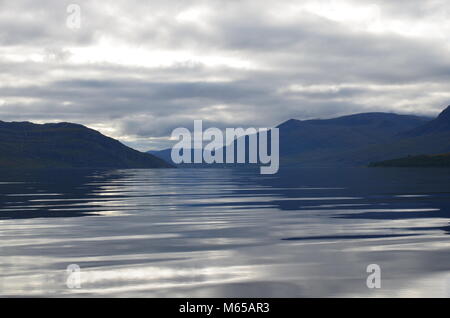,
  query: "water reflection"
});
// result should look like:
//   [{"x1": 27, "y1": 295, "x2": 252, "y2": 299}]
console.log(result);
[{"x1": 1, "y1": 167, "x2": 450, "y2": 297}]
